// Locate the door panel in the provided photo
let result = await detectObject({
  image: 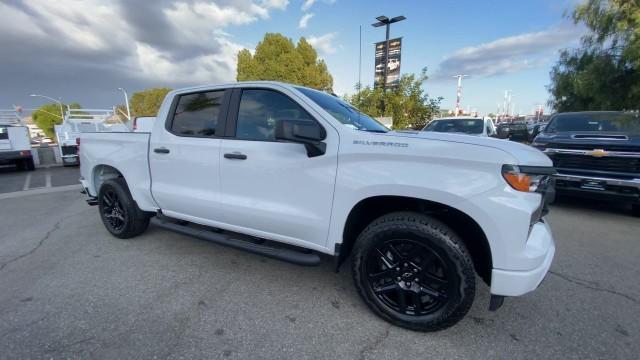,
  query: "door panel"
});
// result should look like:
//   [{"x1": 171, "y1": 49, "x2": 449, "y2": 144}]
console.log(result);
[
  {"x1": 218, "y1": 88, "x2": 338, "y2": 249},
  {"x1": 219, "y1": 139, "x2": 337, "y2": 248},
  {"x1": 149, "y1": 89, "x2": 229, "y2": 220}
]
